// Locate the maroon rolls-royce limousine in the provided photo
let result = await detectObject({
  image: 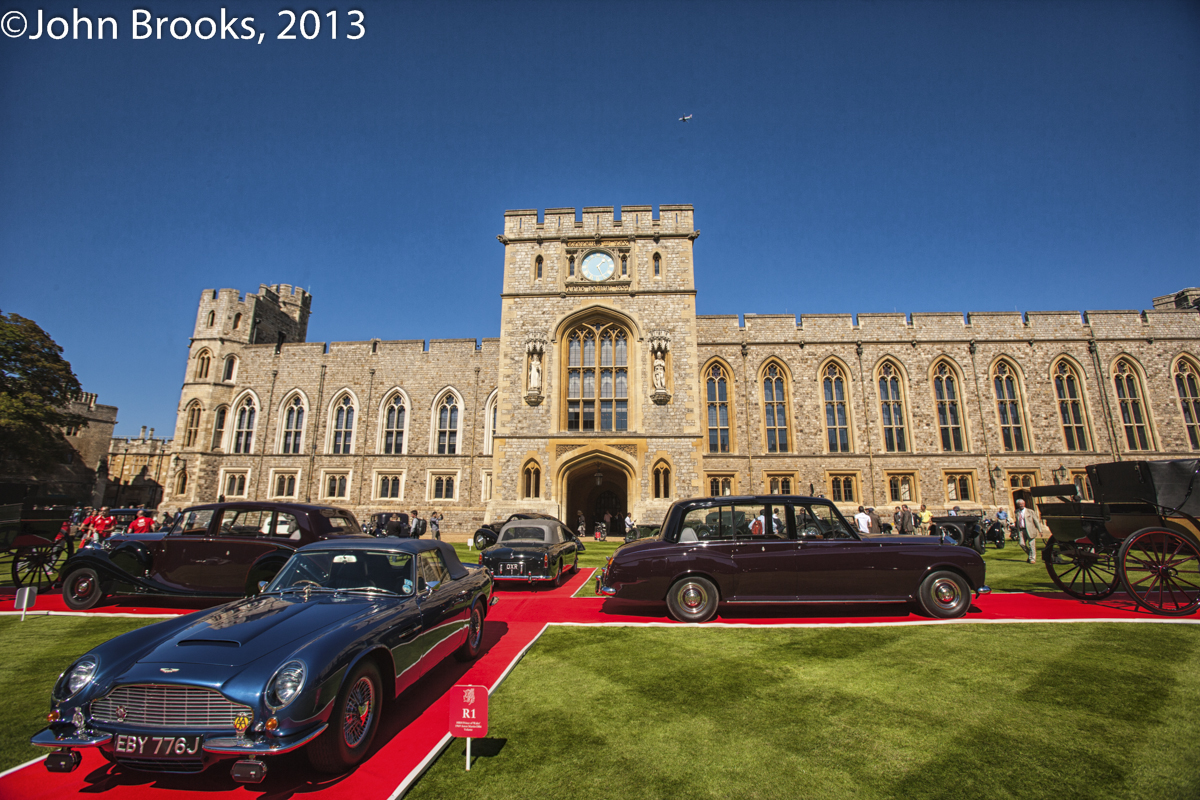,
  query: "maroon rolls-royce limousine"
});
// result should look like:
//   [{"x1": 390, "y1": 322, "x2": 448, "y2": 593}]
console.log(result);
[{"x1": 597, "y1": 495, "x2": 990, "y2": 621}]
